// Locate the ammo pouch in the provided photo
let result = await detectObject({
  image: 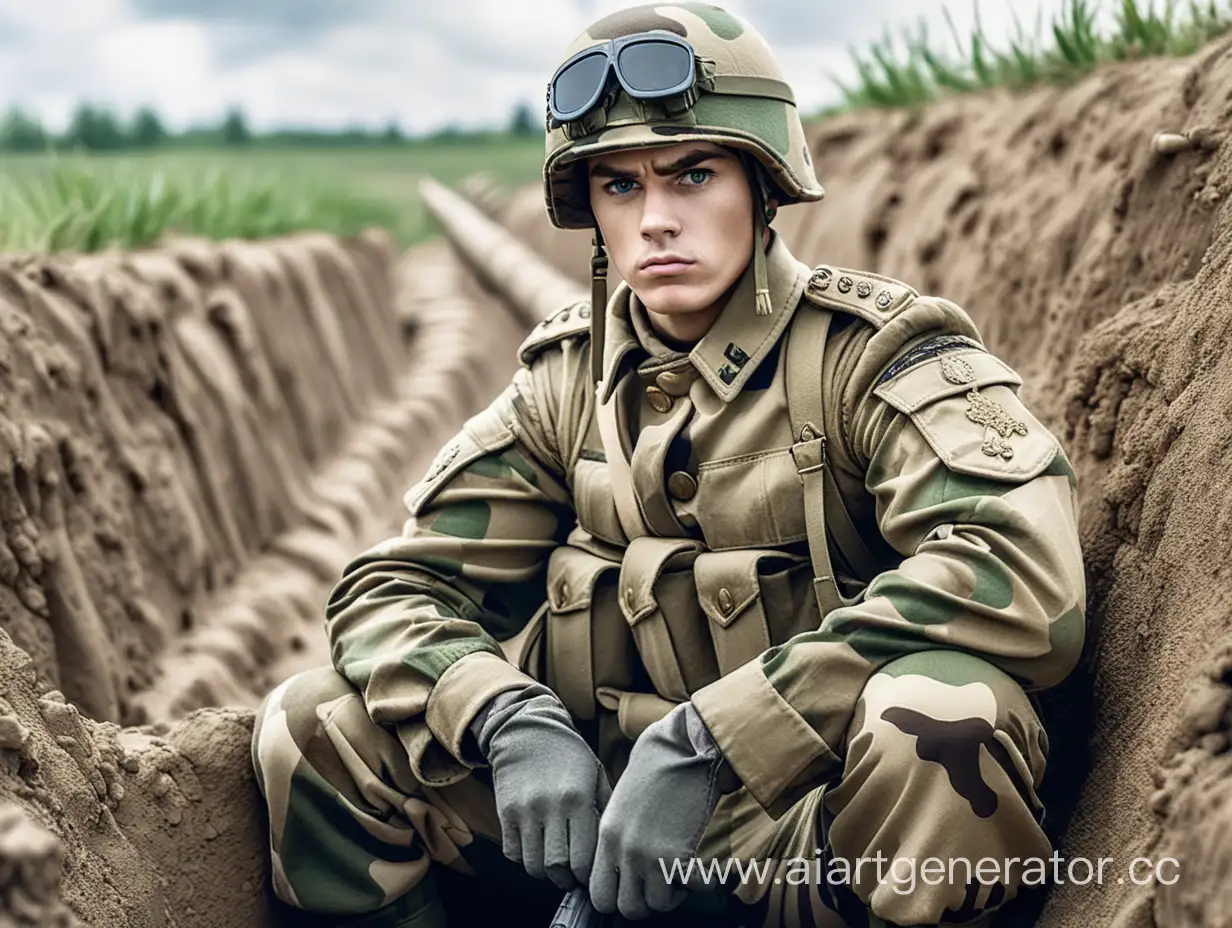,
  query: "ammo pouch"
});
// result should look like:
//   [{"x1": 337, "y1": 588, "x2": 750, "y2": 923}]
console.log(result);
[{"x1": 542, "y1": 536, "x2": 819, "y2": 749}]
